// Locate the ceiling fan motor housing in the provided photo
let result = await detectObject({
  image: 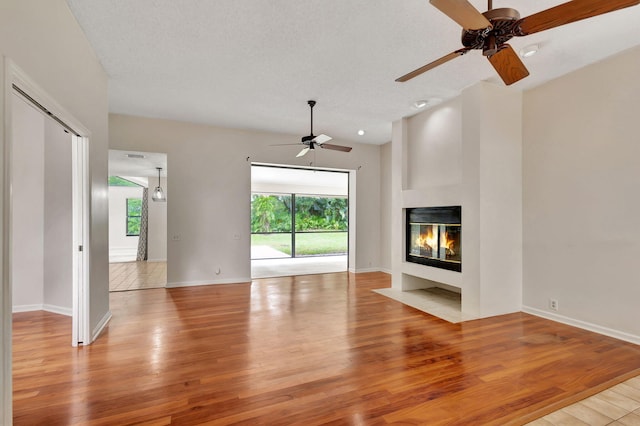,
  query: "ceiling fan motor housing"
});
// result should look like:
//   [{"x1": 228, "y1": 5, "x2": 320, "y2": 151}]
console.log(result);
[{"x1": 461, "y1": 8, "x2": 521, "y2": 51}]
